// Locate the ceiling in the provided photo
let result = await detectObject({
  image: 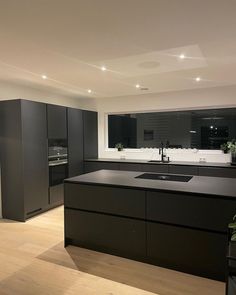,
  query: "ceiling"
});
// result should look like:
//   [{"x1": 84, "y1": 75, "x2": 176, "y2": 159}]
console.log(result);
[{"x1": 0, "y1": 0, "x2": 236, "y2": 99}]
